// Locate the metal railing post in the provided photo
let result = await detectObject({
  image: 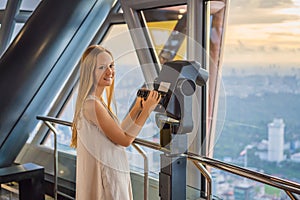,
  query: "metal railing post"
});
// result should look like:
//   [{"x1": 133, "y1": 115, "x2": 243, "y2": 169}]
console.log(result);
[
  {"x1": 131, "y1": 143, "x2": 149, "y2": 200},
  {"x1": 192, "y1": 161, "x2": 212, "y2": 200},
  {"x1": 42, "y1": 121, "x2": 58, "y2": 200}
]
